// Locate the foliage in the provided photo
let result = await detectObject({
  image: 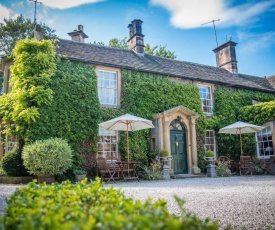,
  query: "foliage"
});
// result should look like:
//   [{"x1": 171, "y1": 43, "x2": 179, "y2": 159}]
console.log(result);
[
  {"x1": 0, "y1": 161, "x2": 7, "y2": 176},
  {"x1": 120, "y1": 70, "x2": 206, "y2": 169},
  {"x1": 25, "y1": 60, "x2": 101, "y2": 154},
  {"x1": 2, "y1": 149, "x2": 28, "y2": 176},
  {"x1": 251, "y1": 156, "x2": 265, "y2": 174},
  {"x1": 73, "y1": 169, "x2": 87, "y2": 175},
  {"x1": 205, "y1": 150, "x2": 214, "y2": 157},
  {"x1": 140, "y1": 161, "x2": 163, "y2": 180},
  {"x1": 22, "y1": 138, "x2": 73, "y2": 176},
  {"x1": 0, "y1": 15, "x2": 56, "y2": 56},
  {"x1": 215, "y1": 161, "x2": 231, "y2": 177},
  {"x1": 1, "y1": 178, "x2": 219, "y2": 230},
  {"x1": 160, "y1": 149, "x2": 169, "y2": 157},
  {"x1": 212, "y1": 88, "x2": 275, "y2": 160},
  {"x1": 144, "y1": 44, "x2": 176, "y2": 59},
  {"x1": 109, "y1": 37, "x2": 128, "y2": 49},
  {"x1": 240, "y1": 101, "x2": 275, "y2": 125},
  {"x1": 0, "y1": 39, "x2": 57, "y2": 149},
  {"x1": 95, "y1": 37, "x2": 176, "y2": 59},
  {"x1": 0, "y1": 69, "x2": 3, "y2": 95}
]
